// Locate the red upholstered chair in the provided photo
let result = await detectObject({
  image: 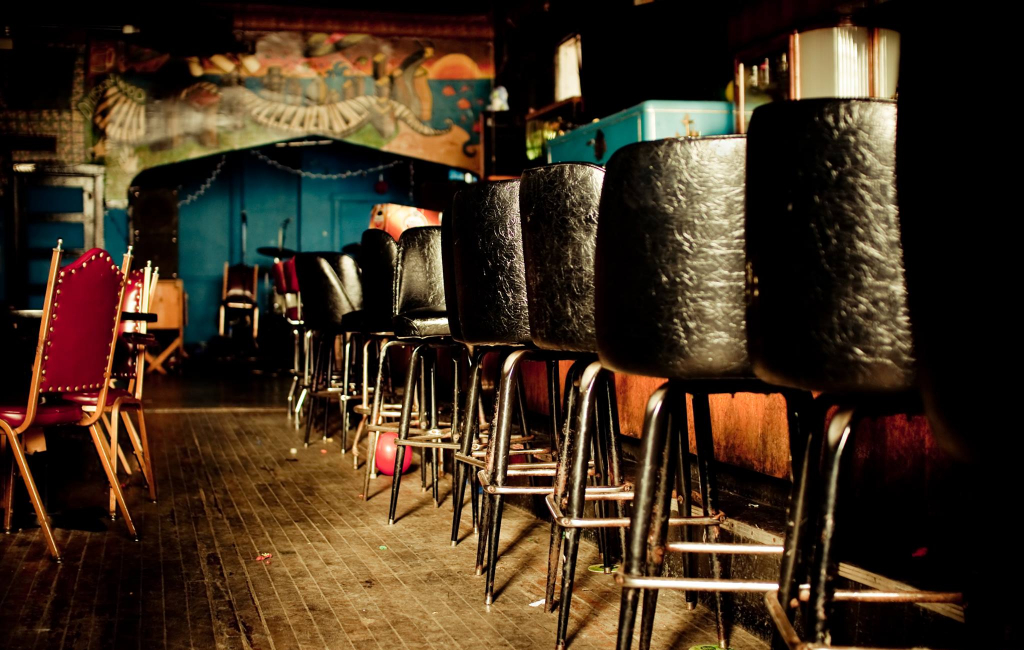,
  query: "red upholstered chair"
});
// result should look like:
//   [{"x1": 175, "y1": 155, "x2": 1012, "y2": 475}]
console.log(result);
[
  {"x1": 282, "y1": 257, "x2": 310, "y2": 424},
  {"x1": 218, "y1": 262, "x2": 259, "y2": 339},
  {"x1": 0, "y1": 241, "x2": 136, "y2": 561},
  {"x1": 66, "y1": 262, "x2": 159, "y2": 517}
]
